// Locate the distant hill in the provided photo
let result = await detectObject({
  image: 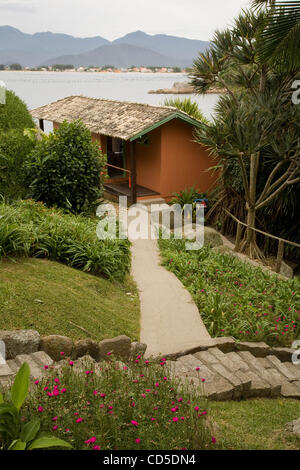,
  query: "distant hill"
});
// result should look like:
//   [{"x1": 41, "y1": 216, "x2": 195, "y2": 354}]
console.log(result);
[
  {"x1": 0, "y1": 26, "x2": 109, "y2": 66},
  {"x1": 0, "y1": 26, "x2": 210, "y2": 67}
]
